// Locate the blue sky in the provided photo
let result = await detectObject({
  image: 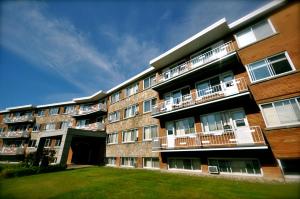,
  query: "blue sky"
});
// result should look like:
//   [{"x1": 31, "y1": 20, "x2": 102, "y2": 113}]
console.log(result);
[{"x1": 0, "y1": 0, "x2": 270, "y2": 110}]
